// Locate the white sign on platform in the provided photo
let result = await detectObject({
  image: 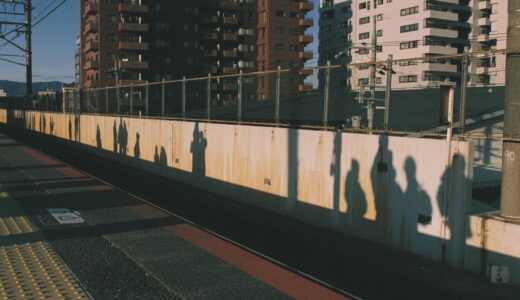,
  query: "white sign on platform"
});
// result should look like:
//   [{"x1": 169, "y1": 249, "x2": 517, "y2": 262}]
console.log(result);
[
  {"x1": 490, "y1": 266, "x2": 511, "y2": 284},
  {"x1": 47, "y1": 208, "x2": 85, "y2": 224}
]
